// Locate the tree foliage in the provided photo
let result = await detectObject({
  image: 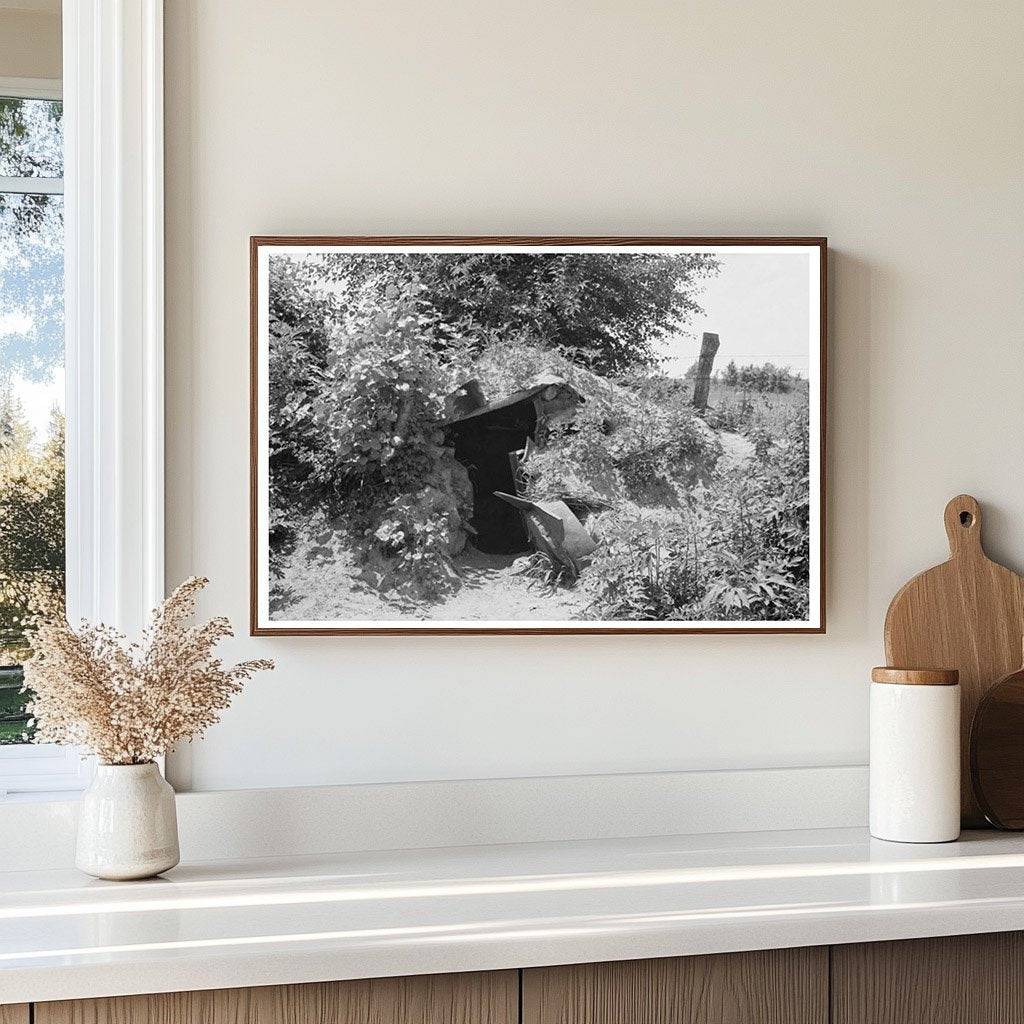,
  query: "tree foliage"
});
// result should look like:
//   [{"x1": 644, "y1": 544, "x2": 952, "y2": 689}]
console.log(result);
[
  {"x1": 0, "y1": 395, "x2": 65, "y2": 662},
  {"x1": 0, "y1": 98, "x2": 63, "y2": 178},
  {"x1": 0, "y1": 97, "x2": 63, "y2": 240},
  {"x1": 274, "y1": 250, "x2": 717, "y2": 375},
  {"x1": 719, "y1": 360, "x2": 801, "y2": 392}
]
